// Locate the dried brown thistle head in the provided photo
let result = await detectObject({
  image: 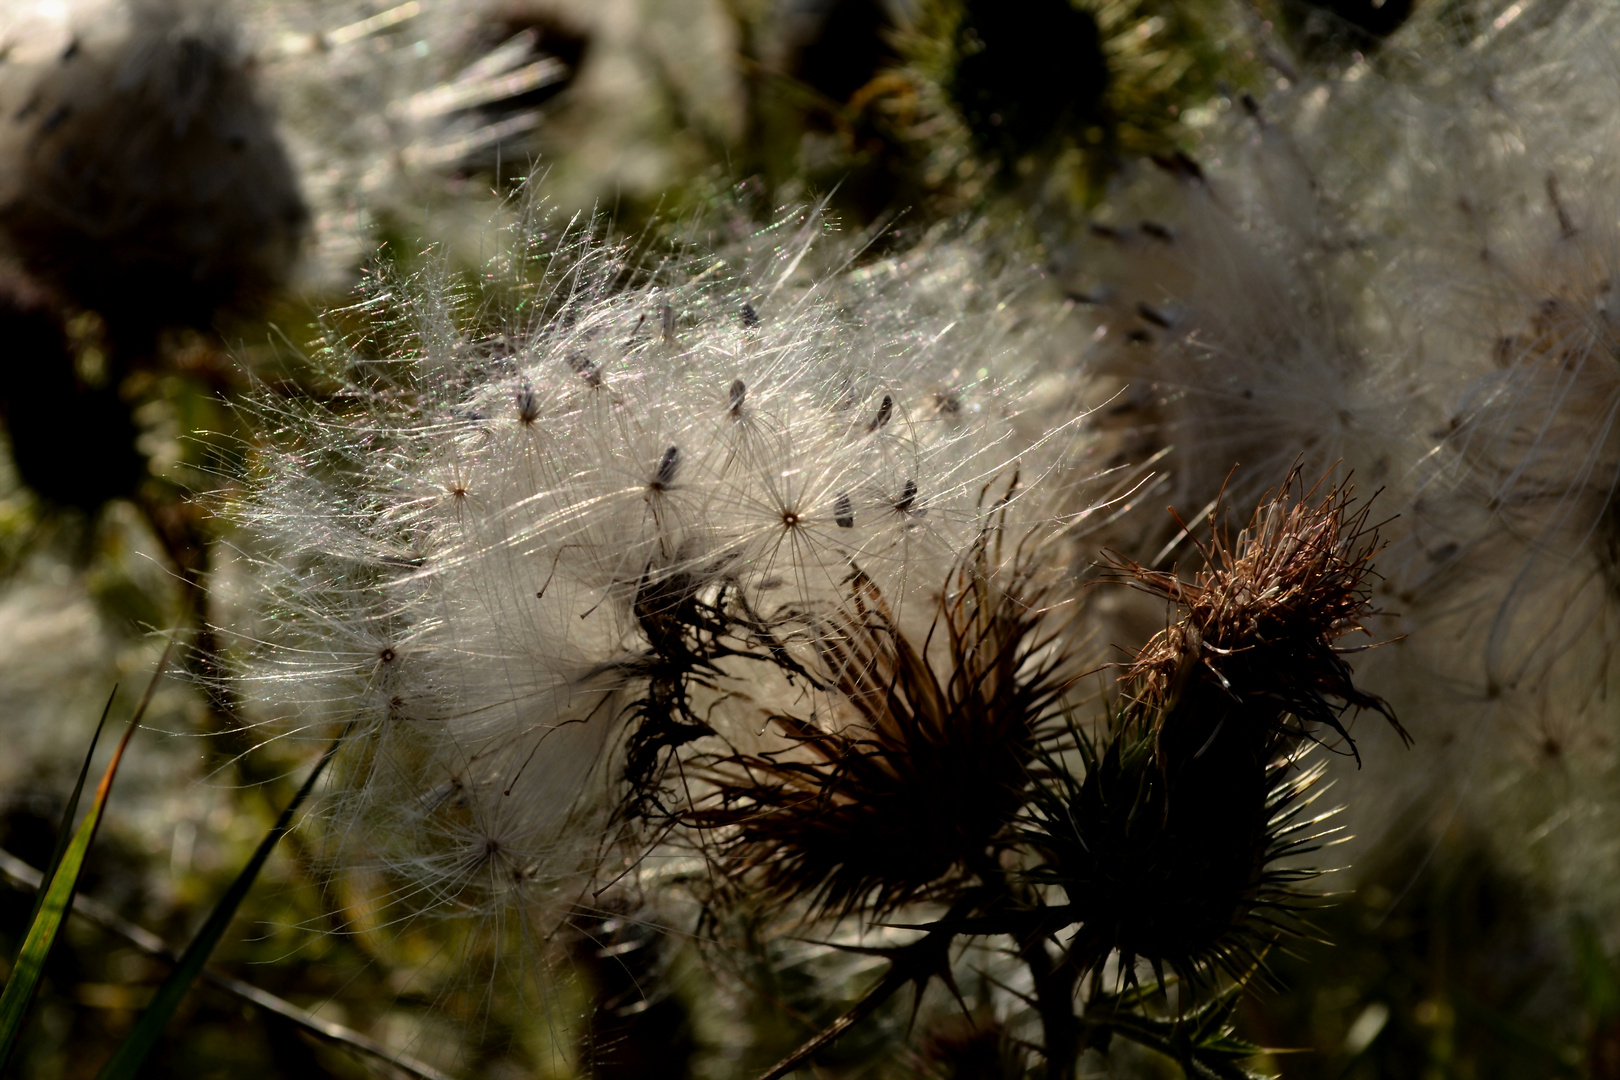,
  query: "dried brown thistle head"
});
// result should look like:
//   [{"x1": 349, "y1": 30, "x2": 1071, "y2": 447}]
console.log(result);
[
  {"x1": 1107, "y1": 467, "x2": 1408, "y2": 769},
  {"x1": 686, "y1": 517, "x2": 1085, "y2": 919},
  {"x1": 1019, "y1": 470, "x2": 1401, "y2": 990}
]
